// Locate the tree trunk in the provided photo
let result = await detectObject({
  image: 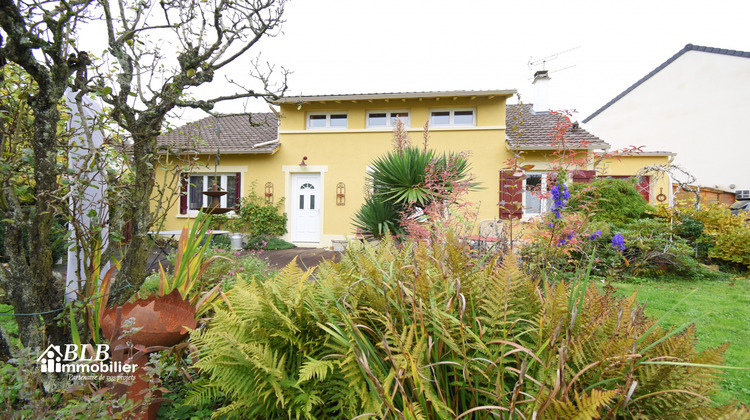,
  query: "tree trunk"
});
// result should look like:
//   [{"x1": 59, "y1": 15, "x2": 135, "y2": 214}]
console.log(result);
[
  {"x1": 4, "y1": 102, "x2": 68, "y2": 348},
  {"x1": 109, "y1": 133, "x2": 158, "y2": 306}
]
